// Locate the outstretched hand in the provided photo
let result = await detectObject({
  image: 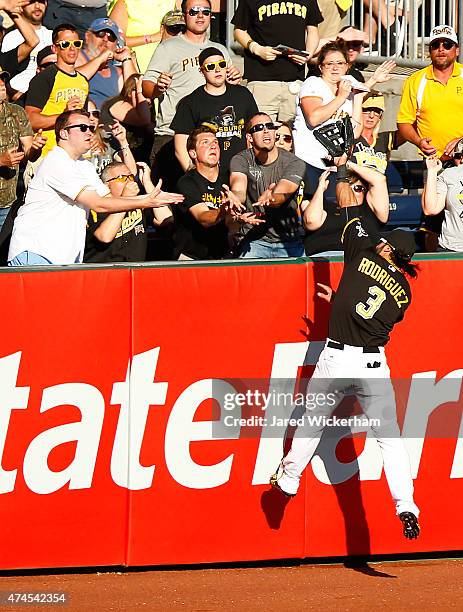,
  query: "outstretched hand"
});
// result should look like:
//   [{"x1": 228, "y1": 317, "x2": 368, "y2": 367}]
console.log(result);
[{"x1": 316, "y1": 282, "x2": 333, "y2": 303}]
